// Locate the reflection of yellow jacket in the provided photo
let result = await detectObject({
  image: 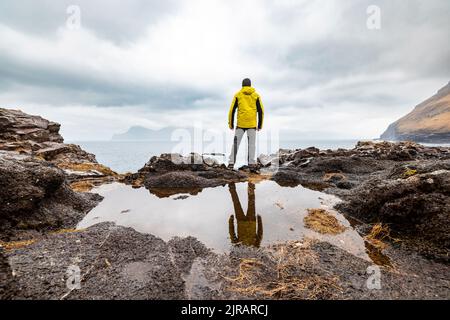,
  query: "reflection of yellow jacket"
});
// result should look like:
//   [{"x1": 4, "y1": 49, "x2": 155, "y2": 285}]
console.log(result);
[{"x1": 228, "y1": 87, "x2": 264, "y2": 130}]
